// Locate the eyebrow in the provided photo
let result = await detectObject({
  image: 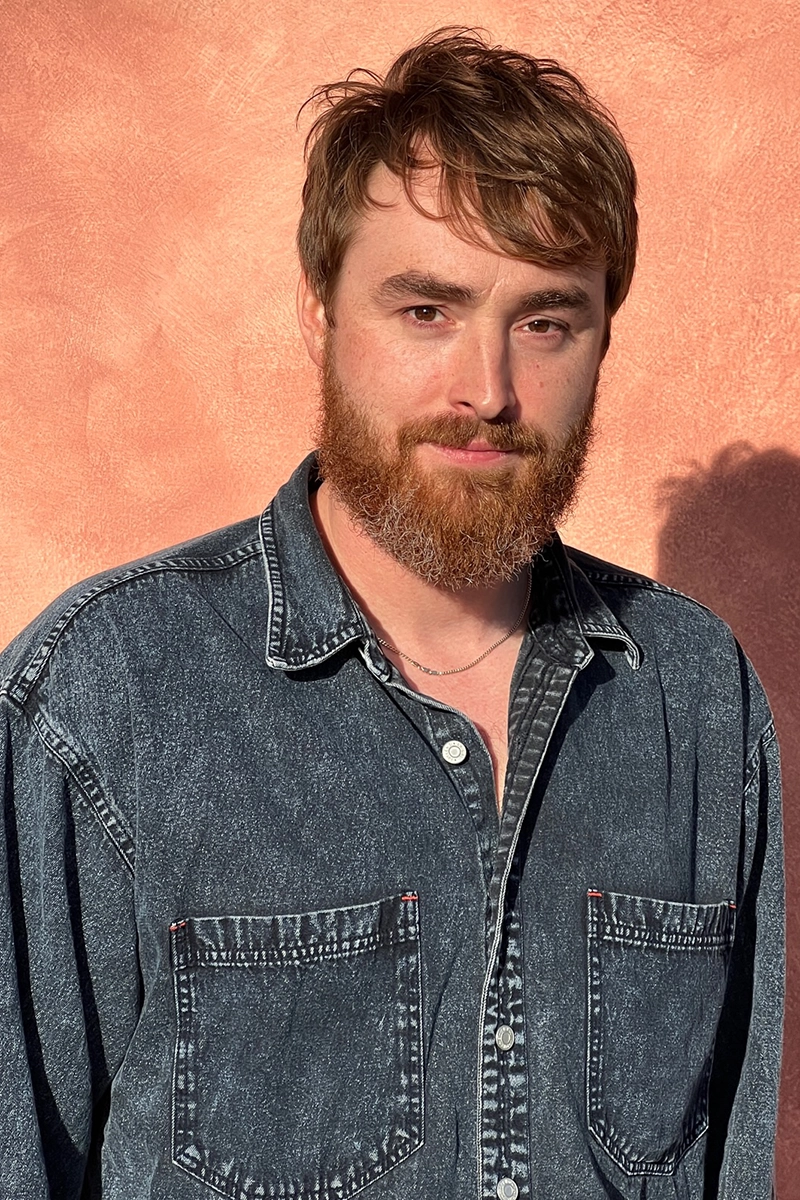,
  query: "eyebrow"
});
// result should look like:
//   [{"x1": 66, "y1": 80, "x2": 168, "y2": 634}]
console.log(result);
[
  {"x1": 373, "y1": 272, "x2": 475, "y2": 305},
  {"x1": 372, "y1": 271, "x2": 594, "y2": 312},
  {"x1": 518, "y1": 287, "x2": 593, "y2": 312}
]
